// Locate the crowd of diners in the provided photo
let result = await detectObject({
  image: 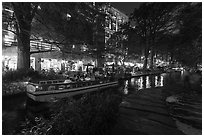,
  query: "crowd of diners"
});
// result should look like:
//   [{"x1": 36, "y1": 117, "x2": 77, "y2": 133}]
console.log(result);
[{"x1": 63, "y1": 68, "x2": 117, "y2": 84}]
